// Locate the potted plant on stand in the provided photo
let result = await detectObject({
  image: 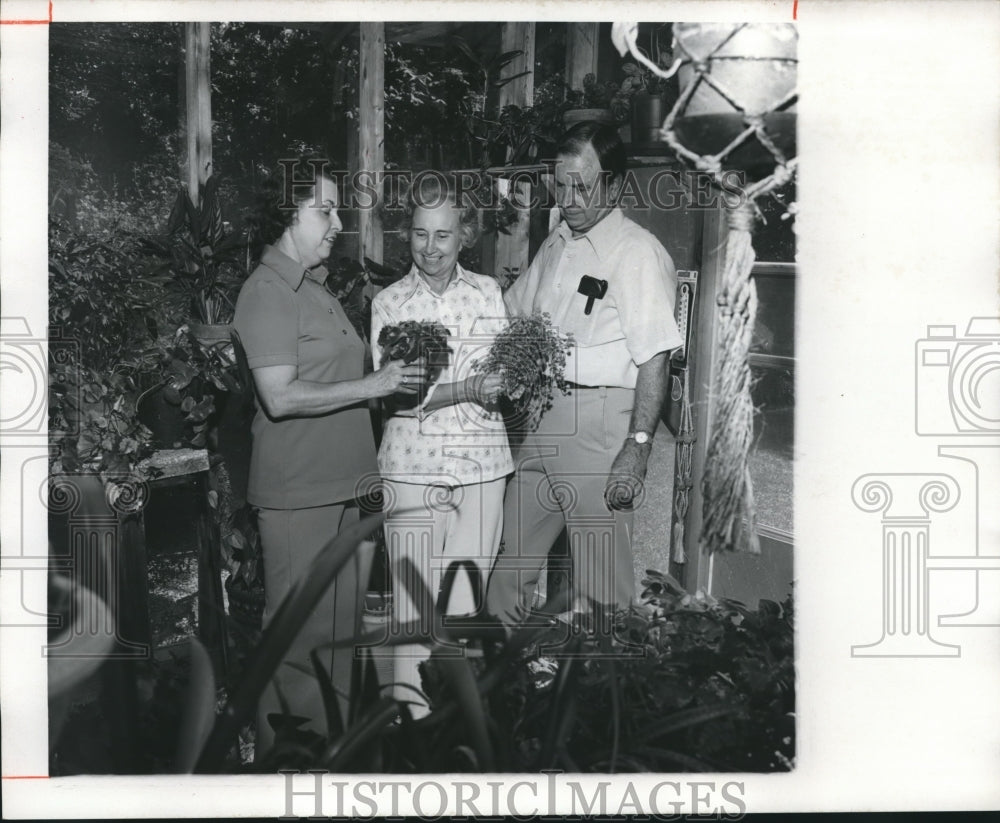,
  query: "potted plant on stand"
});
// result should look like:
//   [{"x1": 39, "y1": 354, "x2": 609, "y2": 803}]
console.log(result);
[
  {"x1": 614, "y1": 24, "x2": 680, "y2": 148},
  {"x1": 619, "y1": 59, "x2": 680, "y2": 148},
  {"x1": 563, "y1": 72, "x2": 619, "y2": 129}
]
